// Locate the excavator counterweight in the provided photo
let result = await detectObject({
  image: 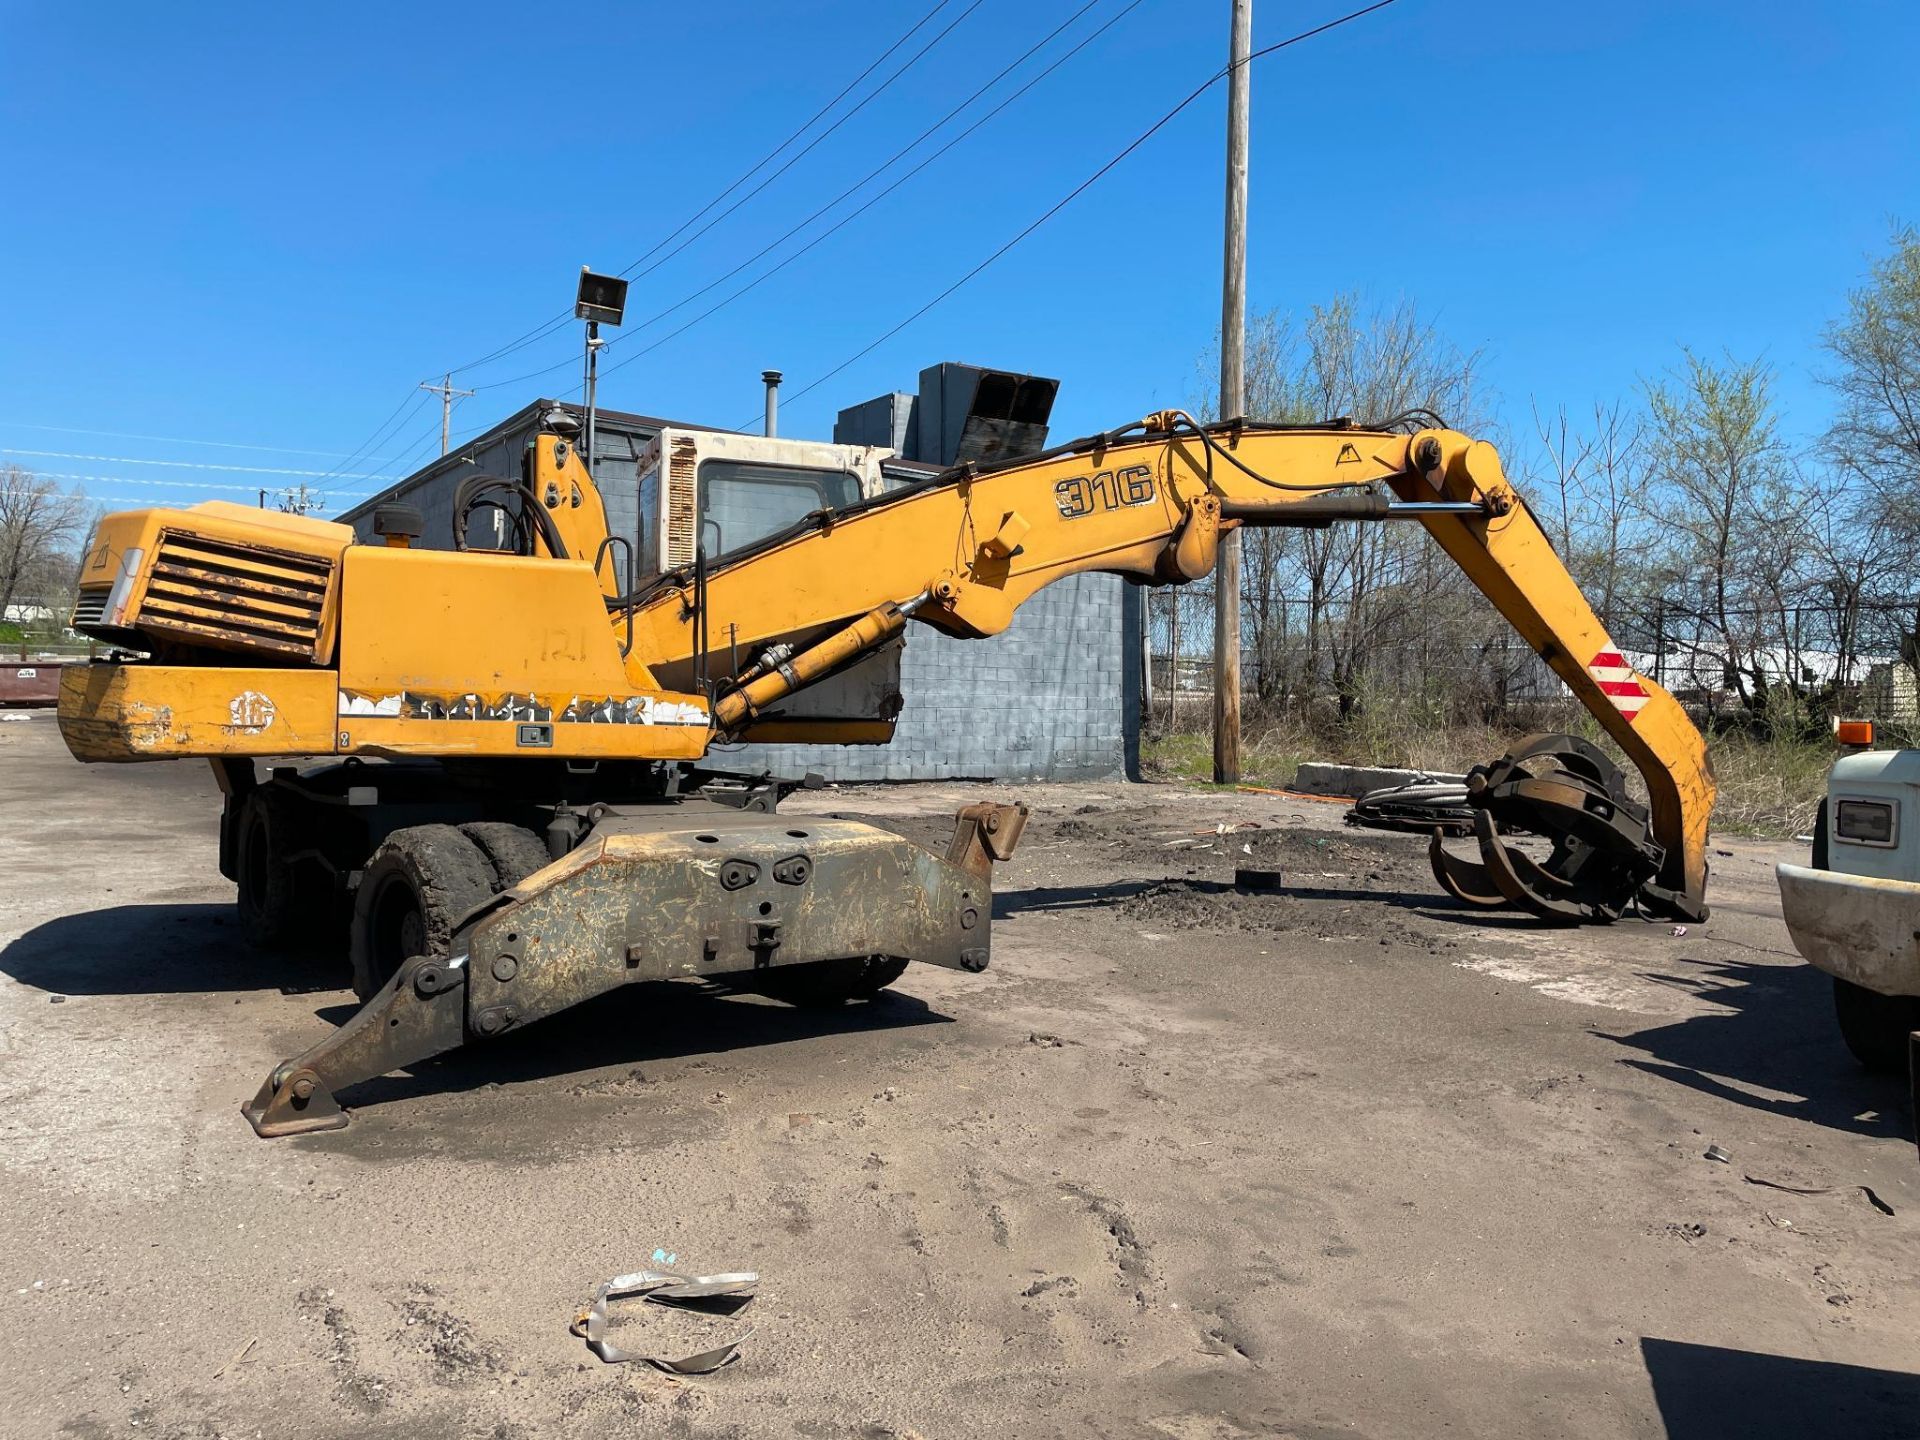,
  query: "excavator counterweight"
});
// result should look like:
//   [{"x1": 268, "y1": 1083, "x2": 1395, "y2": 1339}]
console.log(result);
[{"x1": 56, "y1": 408, "x2": 1715, "y2": 1132}]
